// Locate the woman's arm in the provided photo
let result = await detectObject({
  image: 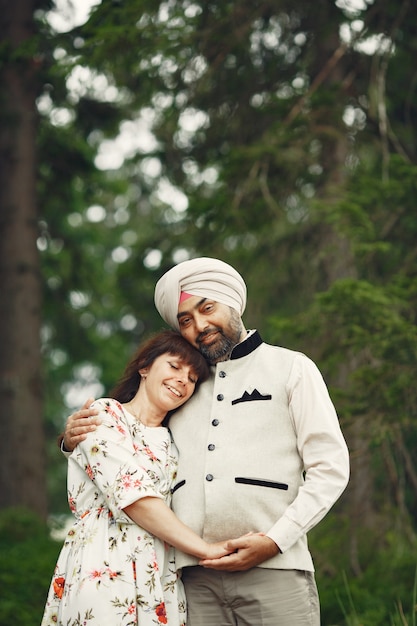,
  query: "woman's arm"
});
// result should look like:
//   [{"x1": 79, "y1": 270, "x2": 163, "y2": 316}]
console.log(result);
[{"x1": 124, "y1": 496, "x2": 231, "y2": 560}]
